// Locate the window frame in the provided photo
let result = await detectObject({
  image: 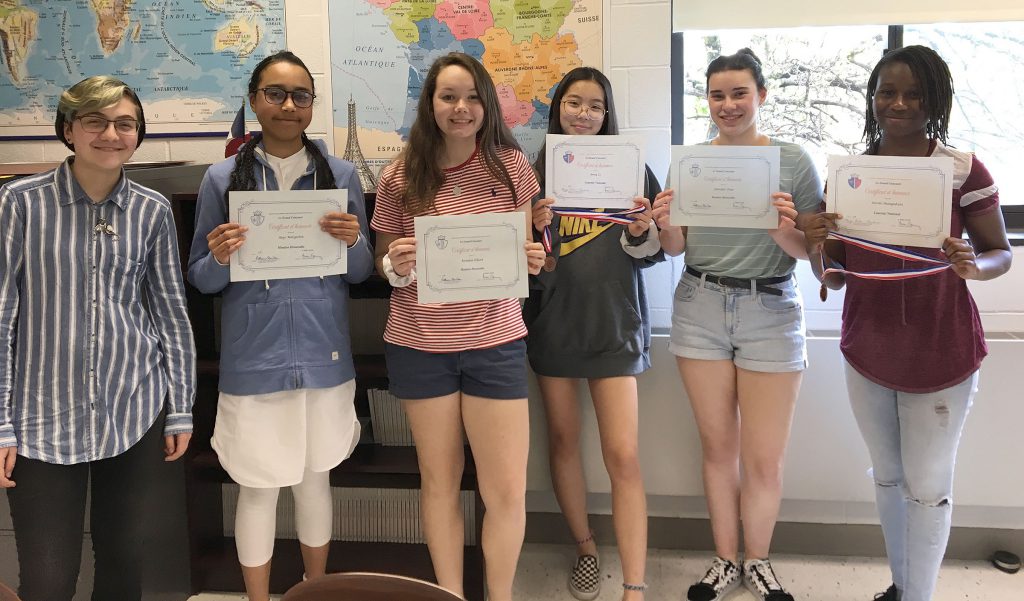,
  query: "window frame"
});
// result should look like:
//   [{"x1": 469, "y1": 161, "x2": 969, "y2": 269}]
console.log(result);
[{"x1": 671, "y1": 23, "x2": 1020, "y2": 222}]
